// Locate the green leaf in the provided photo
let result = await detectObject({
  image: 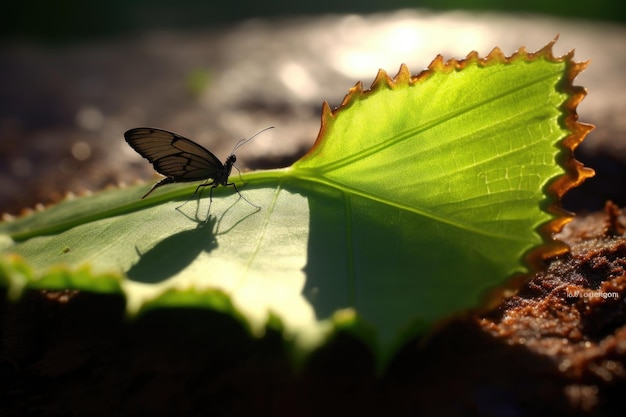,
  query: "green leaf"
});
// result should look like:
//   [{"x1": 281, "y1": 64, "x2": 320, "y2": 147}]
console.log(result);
[{"x1": 0, "y1": 40, "x2": 593, "y2": 369}]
